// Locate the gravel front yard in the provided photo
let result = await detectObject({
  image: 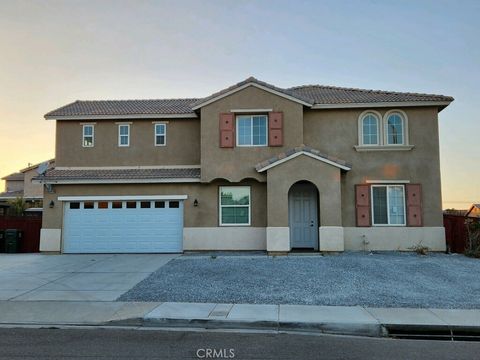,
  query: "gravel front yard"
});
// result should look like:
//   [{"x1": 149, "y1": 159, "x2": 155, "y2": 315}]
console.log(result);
[{"x1": 118, "y1": 252, "x2": 480, "y2": 308}]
